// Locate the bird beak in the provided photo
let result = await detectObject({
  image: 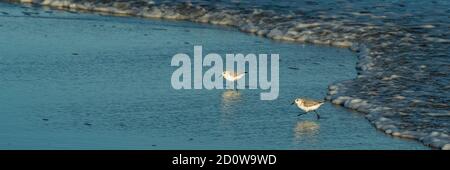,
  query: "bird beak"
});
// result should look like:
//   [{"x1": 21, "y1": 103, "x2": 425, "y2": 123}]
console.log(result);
[{"x1": 291, "y1": 101, "x2": 295, "y2": 105}]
